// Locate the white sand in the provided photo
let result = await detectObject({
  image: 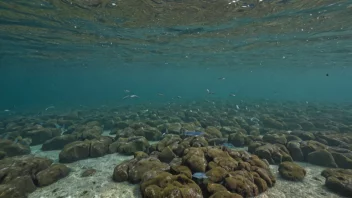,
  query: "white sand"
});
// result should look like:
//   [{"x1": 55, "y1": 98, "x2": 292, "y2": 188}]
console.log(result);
[{"x1": 29, "y1": 145, "x2": 141, "y2": 198}]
